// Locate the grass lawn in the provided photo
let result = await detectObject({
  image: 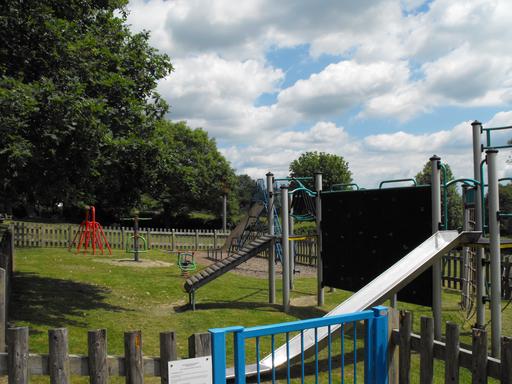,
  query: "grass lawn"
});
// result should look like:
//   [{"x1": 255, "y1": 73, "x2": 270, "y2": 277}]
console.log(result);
[{"x1": 9, "y1": 247, "x2": 512, "y2": 383}]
